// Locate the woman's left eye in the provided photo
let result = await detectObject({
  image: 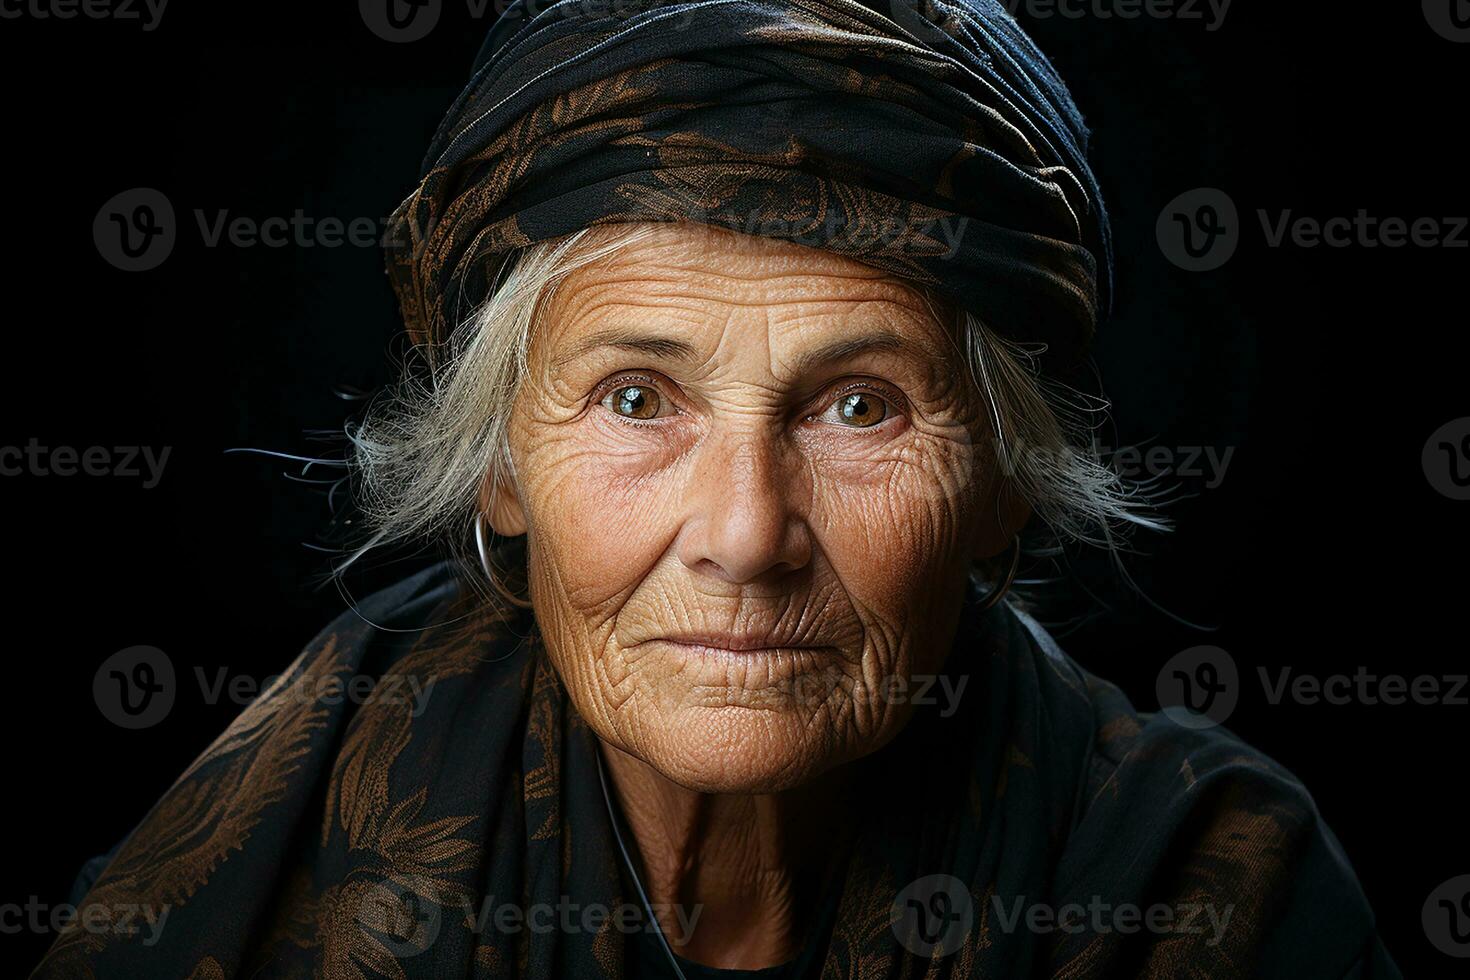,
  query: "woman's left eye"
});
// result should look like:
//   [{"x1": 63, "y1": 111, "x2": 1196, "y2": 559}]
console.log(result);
[{"x1": 819, "y1": 388, "x2": 894, "y2": 428}]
